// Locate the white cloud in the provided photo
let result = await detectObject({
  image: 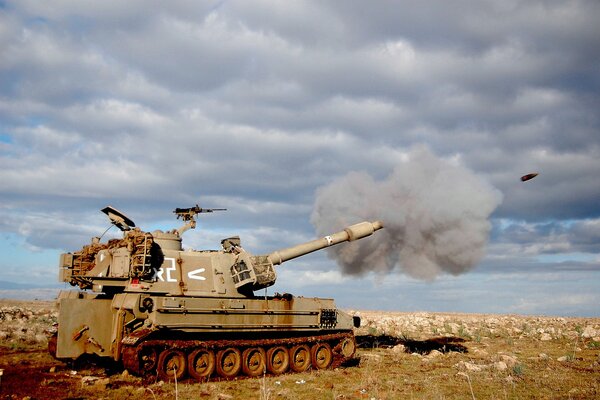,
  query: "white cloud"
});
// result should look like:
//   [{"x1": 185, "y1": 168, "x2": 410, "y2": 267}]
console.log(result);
[{"x1": 1, "y1": 0, "x2": 599, "y2": 316}]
